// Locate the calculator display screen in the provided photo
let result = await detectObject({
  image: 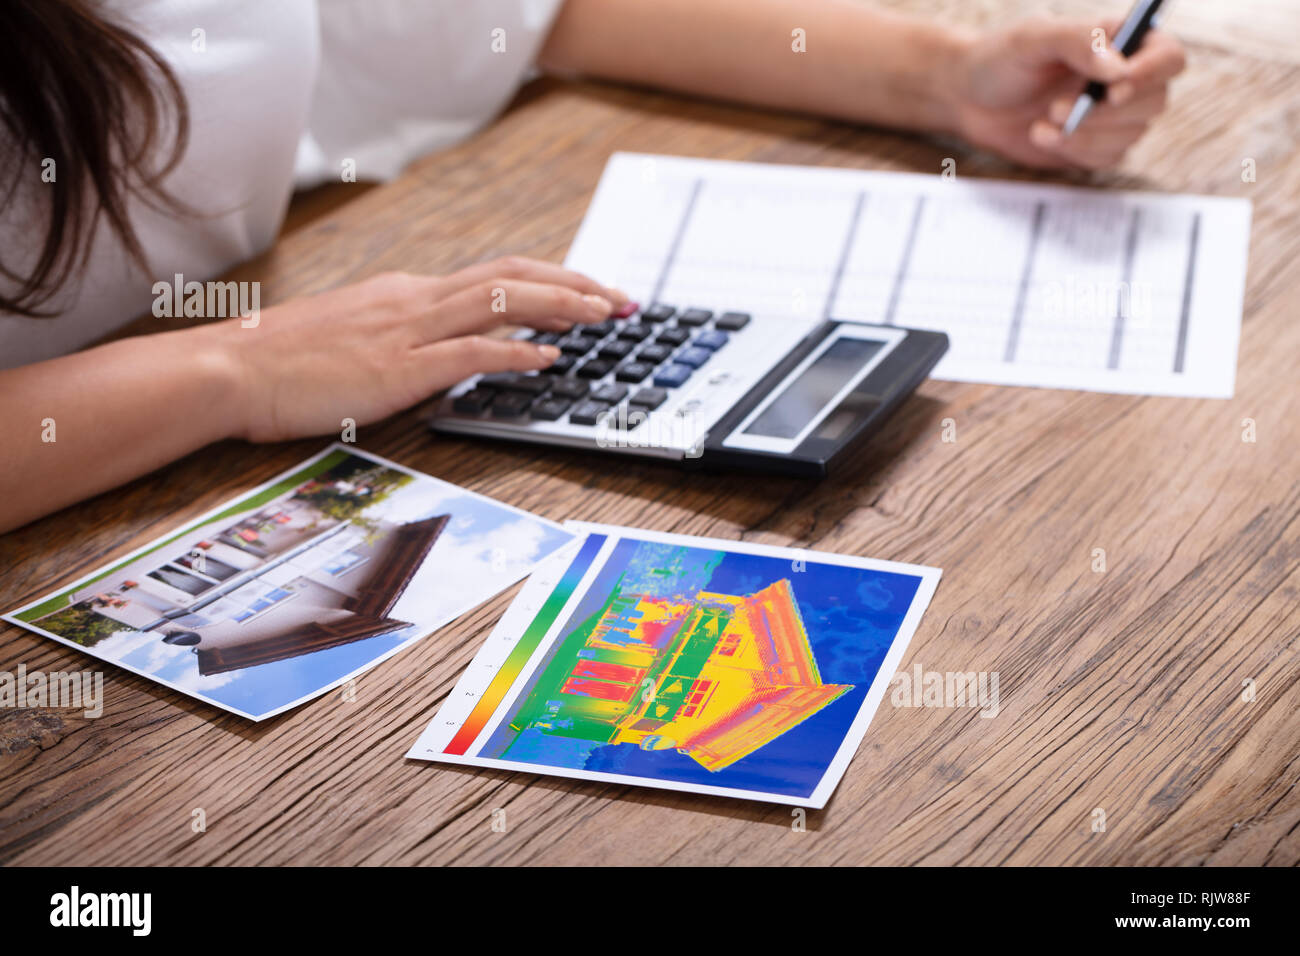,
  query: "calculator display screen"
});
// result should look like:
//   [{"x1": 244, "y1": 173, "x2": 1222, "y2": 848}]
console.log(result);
[{"x1": 742, "y1": 337, "x2": 885, "y2": 440}]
